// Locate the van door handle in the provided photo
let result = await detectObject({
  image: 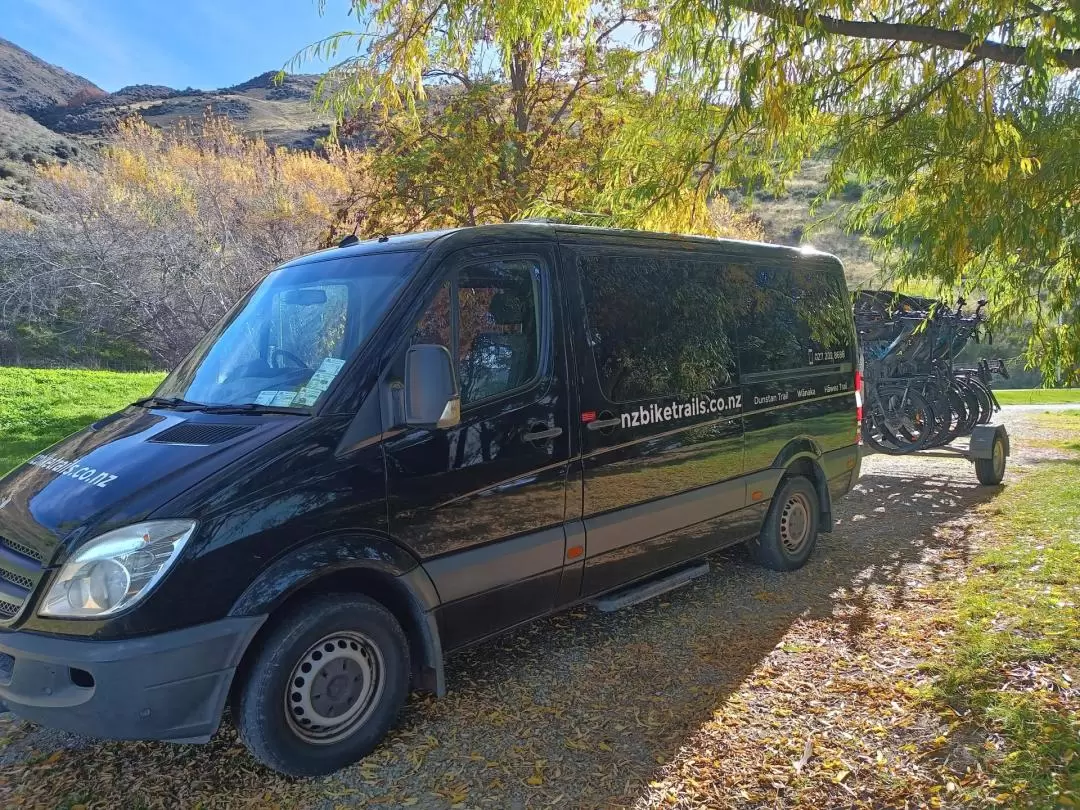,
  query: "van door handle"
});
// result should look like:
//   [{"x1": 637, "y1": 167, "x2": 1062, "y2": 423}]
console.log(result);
[
  {"x1": 522, "y1": 426, "x2": 563, "y2": 443},
  {"x1": 586, "y1": 418, "x2": 621, "y2": 431}
]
